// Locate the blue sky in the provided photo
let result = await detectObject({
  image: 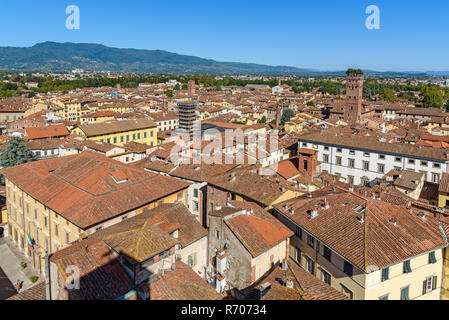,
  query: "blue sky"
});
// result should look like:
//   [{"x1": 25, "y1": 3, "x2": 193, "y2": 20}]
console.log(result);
[{"x1": 0, "y1": 0, "x2": 448, "y2": 71}]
